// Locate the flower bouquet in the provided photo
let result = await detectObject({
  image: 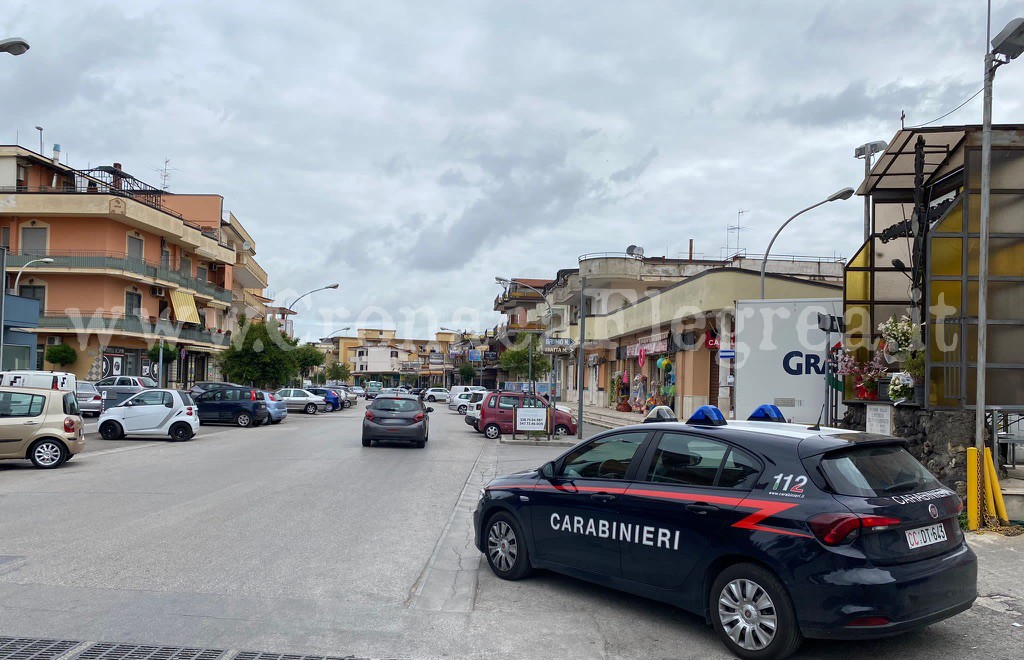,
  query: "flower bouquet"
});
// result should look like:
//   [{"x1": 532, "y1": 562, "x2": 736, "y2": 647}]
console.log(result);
[{"x1": 837, "y1": 351, "x2": 888, "y2": 401}]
